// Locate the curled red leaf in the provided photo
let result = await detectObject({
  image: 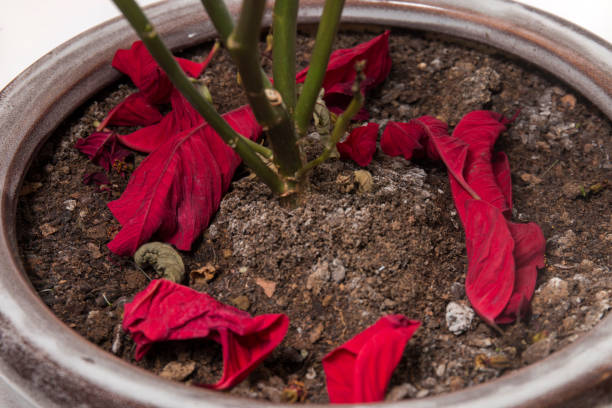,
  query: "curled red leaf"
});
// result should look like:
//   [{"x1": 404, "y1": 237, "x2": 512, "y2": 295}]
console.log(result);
[
  {"x1": 336, "y1": 122, "x2": 379, "y2": 167},
  {"x1": 75, "y1": 131, "x2": 131, "y2": 172},
  {"x1": 380, "y1": 112, "x2": 545, "y2": 324},
  {"x1": 111, "y1": 41, "x2": 209, "y2": 104},
  {"x1": 123, "y1": 279, "x2": 289, "y2": 390},
  {"x1": 322, "y1": 315, "x2": 420, "y2": 403},
  {"x1": 296, "y1": 31, "x2": 391, "y2": 116},
  {"x1": 107, "y1": 105, "x2": 261, "y2": 256},
  {"x1": 97, "y1": 92, "x2": 163, "y2": 130}
]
